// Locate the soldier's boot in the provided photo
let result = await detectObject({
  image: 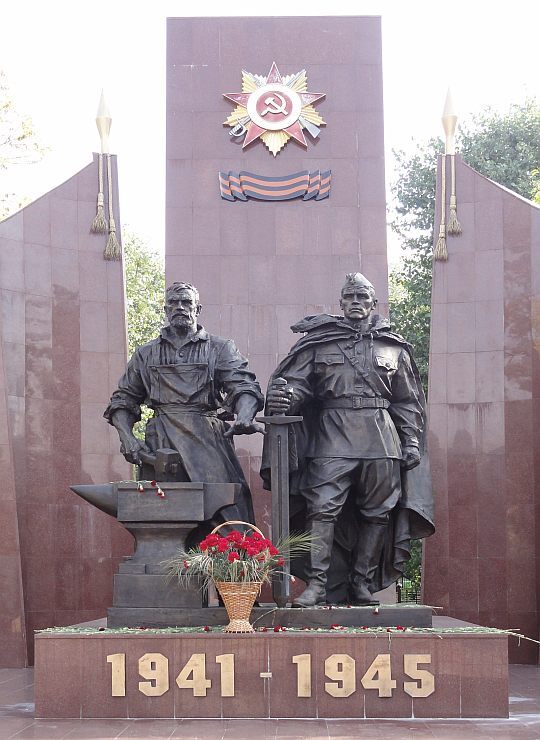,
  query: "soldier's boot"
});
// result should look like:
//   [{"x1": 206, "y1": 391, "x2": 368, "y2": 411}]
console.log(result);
[
  {"x1": 292, "y1": 521, "x2": 334, "y2": 608},
  {"x1": 350, "y1": 521, "x2": 387, "y2": 606}
]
